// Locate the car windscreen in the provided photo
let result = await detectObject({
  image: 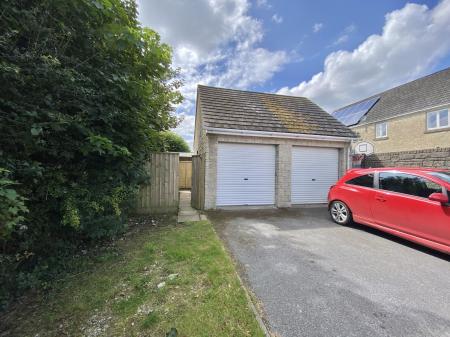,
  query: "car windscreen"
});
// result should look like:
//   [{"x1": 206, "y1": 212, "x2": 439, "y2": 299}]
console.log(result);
[{"x1": 427, "y1": 171, "x2": 450, "y2": 184}]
